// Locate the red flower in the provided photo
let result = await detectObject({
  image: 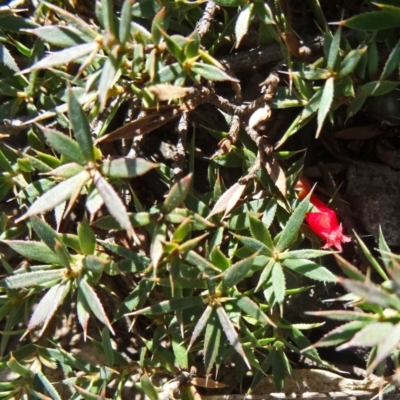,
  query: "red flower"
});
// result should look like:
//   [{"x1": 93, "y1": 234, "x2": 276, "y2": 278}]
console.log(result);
[{"x1": 295, "y1": 178, "x2": 351, "y2": 252}]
